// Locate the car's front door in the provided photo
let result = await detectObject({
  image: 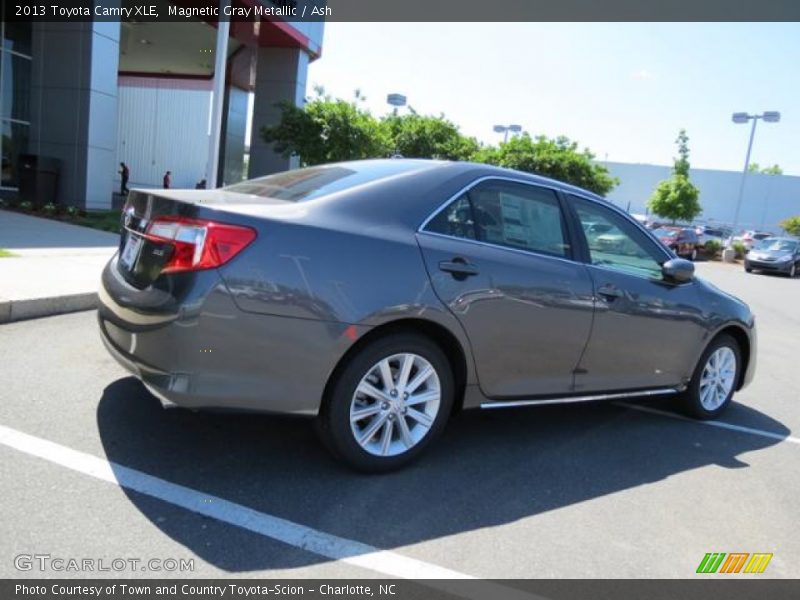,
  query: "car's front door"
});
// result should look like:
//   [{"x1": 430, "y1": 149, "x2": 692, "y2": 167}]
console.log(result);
[
  {"x1": 567, "y1": 195, "x2": 707, "y2": 392},
  {"x1": 416, "y1": 179, "x2": 595, "y2": 398}
]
